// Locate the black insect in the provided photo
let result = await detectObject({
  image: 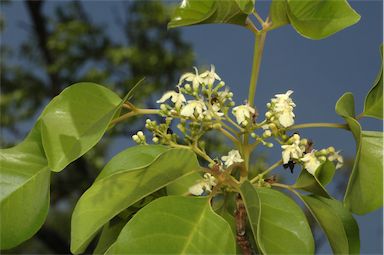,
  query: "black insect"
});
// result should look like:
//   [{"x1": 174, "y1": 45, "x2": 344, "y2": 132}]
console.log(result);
[{"x1": 283, "y1": 160, "x2": 295, "y2": 173}]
